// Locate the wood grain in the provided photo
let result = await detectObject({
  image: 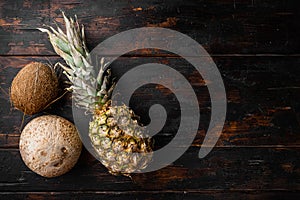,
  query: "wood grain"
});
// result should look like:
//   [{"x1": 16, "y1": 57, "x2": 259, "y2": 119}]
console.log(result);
[
  {"x1": 0, "y1": 0, "x2": 300, "y2": 55},
  {"x1": 1, "y1": 191, "x2": 300, "y2": 200},
  {"x1": 0, "y1": 147, "x2": 299, "y2": 191},
  {"x1": 1, "y1": 56, "x2": 299, "y2": 148},
  {"x1": 0, "y1": 0, "x2": 299, "y2": 198}
]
